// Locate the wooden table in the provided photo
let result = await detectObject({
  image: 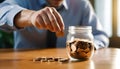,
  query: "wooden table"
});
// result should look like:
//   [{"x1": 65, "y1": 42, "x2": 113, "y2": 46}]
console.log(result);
[{"x1": 0, "y1": 48, "x2": 120, "y2": 69}]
